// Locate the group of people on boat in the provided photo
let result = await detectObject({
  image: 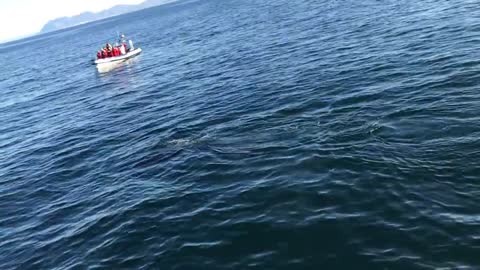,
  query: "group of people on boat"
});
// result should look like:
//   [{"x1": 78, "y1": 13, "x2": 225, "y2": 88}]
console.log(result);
[{"x1": 96, "y1": 34, "x2": 132, "y2": 59}]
